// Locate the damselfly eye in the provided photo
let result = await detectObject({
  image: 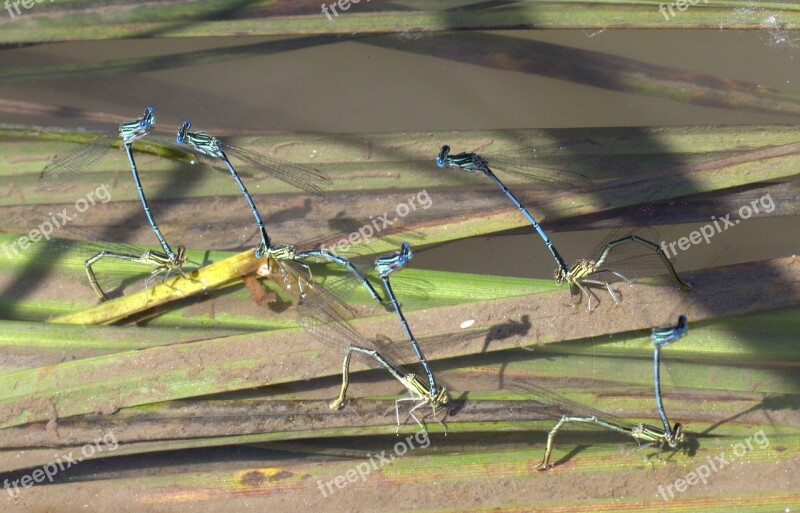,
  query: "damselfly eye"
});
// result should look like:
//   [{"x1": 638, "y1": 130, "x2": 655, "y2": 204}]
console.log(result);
[
  {"x1": 436, "y1": 145, "x2": 451, "y2": 167},
  {"x1": 400, "y1": 242, "x2": 412, "y2": 262},
  {"x1": 176, "y1": 122, "x2": 191, "y2": 143},
  {"x1": 139, "y1": 107, "x2": 155, "y2": 128}
]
